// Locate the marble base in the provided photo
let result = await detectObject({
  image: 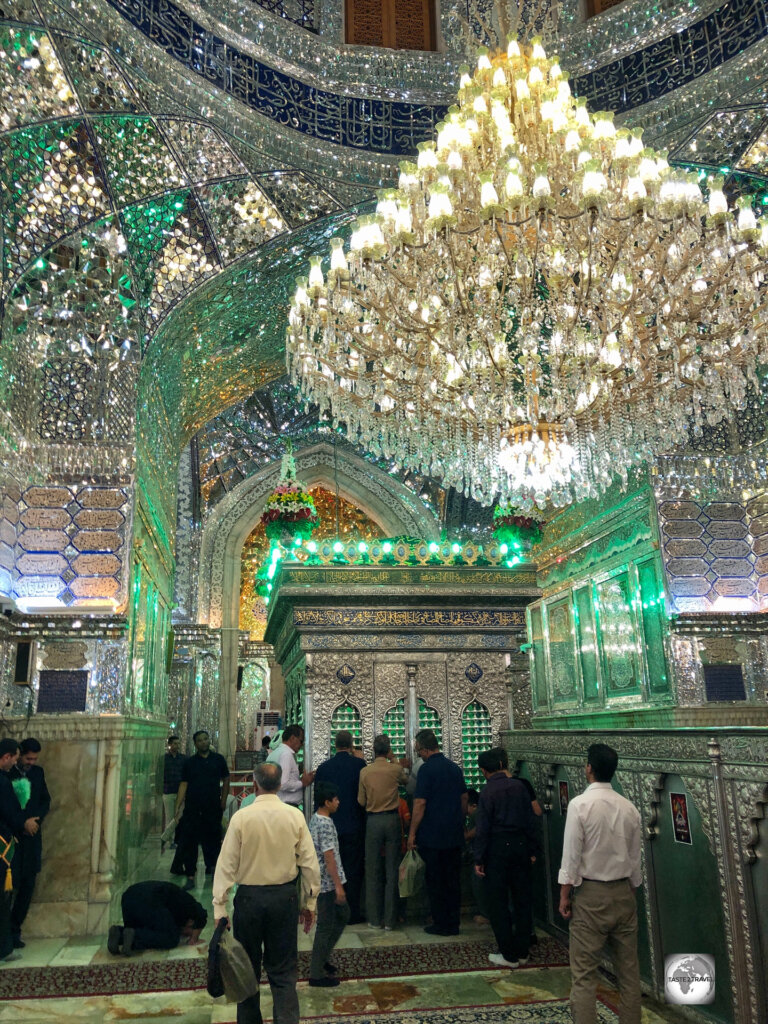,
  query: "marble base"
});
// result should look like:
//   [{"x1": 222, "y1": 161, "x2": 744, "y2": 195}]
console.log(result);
[{"x1": 4, "y1": 714, "x2": 168, "y2": 939}]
